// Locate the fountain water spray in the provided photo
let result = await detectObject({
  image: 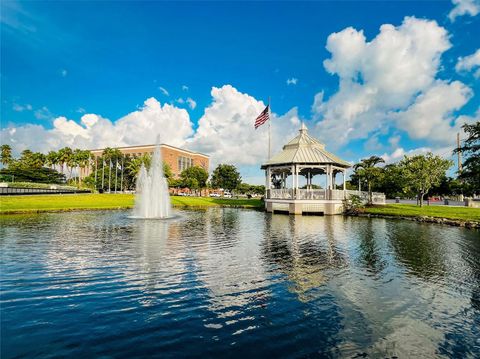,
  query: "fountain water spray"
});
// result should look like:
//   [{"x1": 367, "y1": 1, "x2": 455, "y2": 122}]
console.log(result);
[{"x1": 133, "y1": 137, "x2": 172, "y2": 218}]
